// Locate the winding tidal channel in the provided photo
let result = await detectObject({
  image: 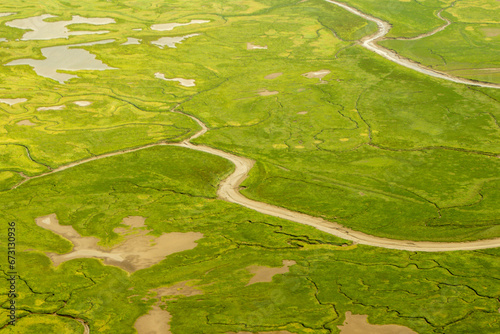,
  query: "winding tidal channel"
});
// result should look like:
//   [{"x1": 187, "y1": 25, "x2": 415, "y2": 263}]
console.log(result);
[
  {"x1": 11, "y1": 0, "x2": 500, "y2": 262},
  {"x1": 325, "y1": 0, "x2": 500, "y2": 89}
]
